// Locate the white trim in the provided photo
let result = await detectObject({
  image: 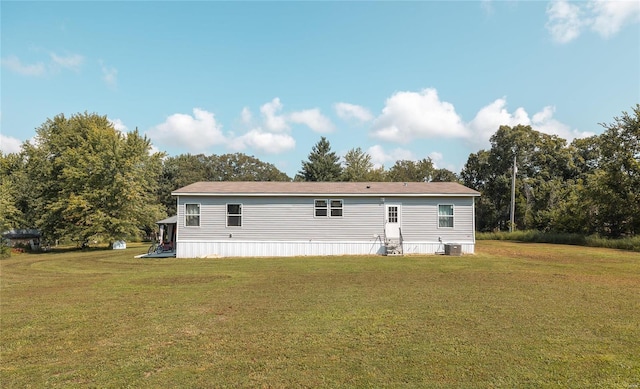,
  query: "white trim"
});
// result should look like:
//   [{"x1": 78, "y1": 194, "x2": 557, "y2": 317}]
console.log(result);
[
  {"x1": 184, "y1": 203, "x2": 201, "y2": 227},
  {"x1": 313, "y1": 198, "x2": 344, "y2": 218},
  {"x1": 437, "y1": 204, "x2": 454, "y2": 229},
  {"x1": 226, "y1": 202, "x2": 243, "y2": 228},
  {"x1": 472, "y1": 197, "x2": 476, "y2": 244}
]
